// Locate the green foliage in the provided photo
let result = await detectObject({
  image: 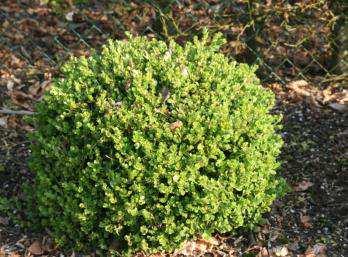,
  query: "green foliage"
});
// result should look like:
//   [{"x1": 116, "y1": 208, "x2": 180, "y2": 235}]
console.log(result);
[
  {"x1": 0, "y1": 195, "x2": 24, "y2": 226},
  {"x1": 0, "y1": 196, "x2": 12, "y2": 213},
  {"x1": 28, "y1": 30, "x2": 285, "y2": 255}
]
